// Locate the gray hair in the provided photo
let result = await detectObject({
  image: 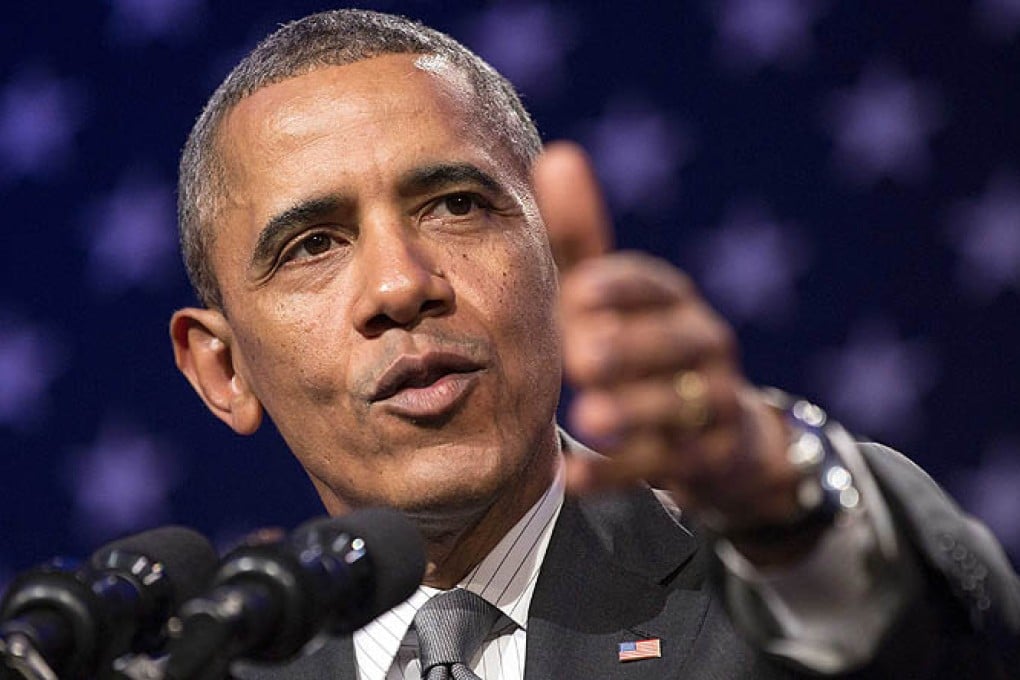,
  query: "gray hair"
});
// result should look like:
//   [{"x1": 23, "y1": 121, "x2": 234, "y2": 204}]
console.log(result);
[{"x1": 178, "y1": 9, "x2": 543, "y2": 309}]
